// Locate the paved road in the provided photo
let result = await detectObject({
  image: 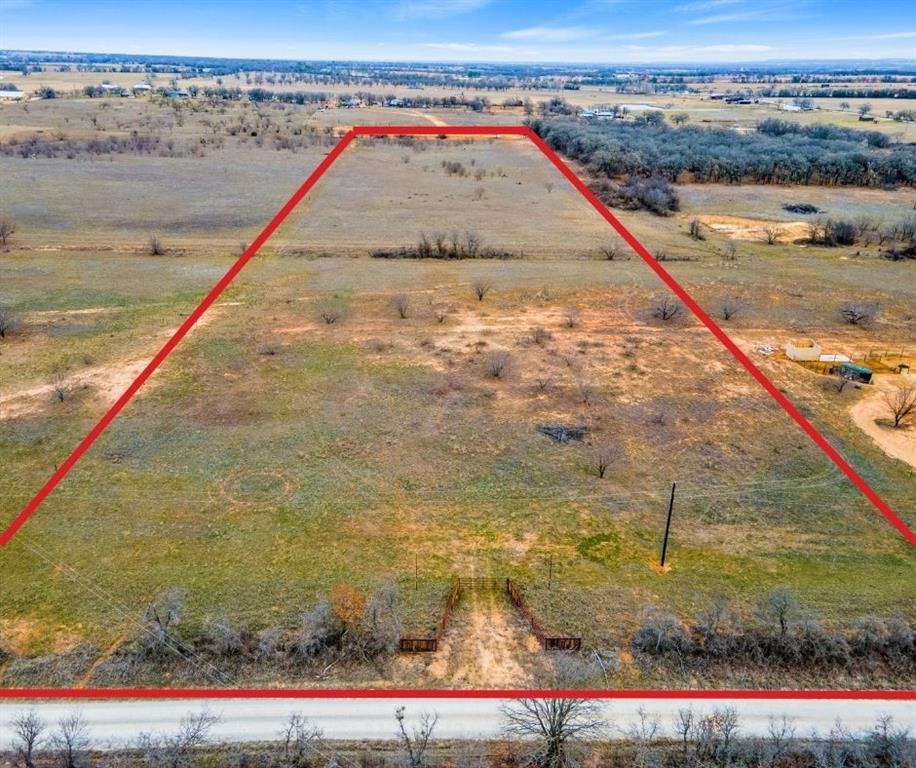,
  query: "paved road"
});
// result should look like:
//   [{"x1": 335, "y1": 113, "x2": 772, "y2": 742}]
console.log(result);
[{"x1": 1, "y1": 698, "x2": 913, "y2": 748}]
